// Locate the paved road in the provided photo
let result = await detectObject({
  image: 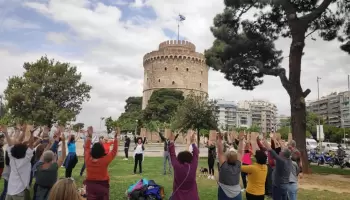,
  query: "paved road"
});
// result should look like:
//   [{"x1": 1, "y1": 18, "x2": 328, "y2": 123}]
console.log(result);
[{"x1": 75, "y1": 140, "x2": 209, "y2": 157}]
